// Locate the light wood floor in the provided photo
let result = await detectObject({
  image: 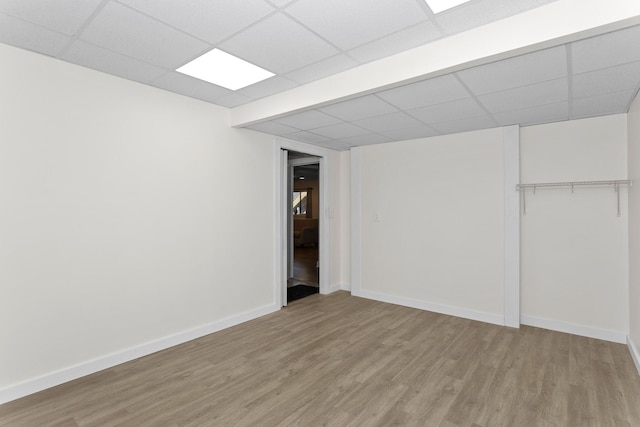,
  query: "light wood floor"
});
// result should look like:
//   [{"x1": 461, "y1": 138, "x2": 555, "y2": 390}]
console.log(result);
[{"x1": 2, "y1": 292, "x2": 640, "y2": 426}]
